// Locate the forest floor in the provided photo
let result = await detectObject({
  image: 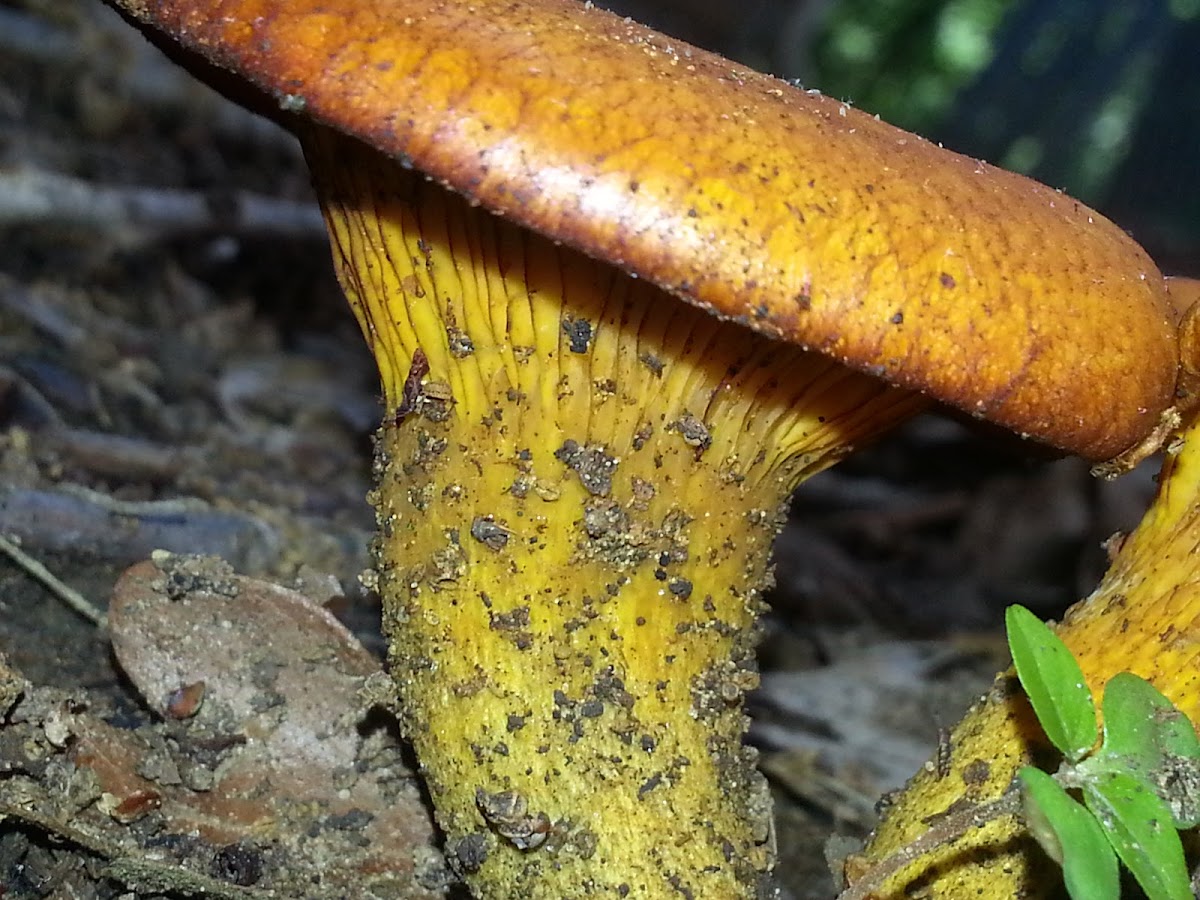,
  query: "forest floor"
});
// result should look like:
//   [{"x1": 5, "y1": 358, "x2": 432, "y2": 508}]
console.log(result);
[{"x1": 0, "y1": 1, "x2": 1171, "y2": 897}]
